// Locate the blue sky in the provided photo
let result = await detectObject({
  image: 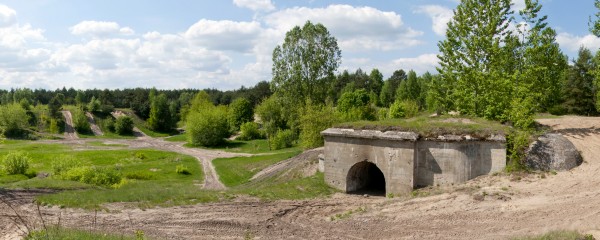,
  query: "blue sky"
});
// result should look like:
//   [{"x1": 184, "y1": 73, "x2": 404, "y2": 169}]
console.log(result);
[{"x1": 0, "y1": 0, "x2": 598, "y2": 90}]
